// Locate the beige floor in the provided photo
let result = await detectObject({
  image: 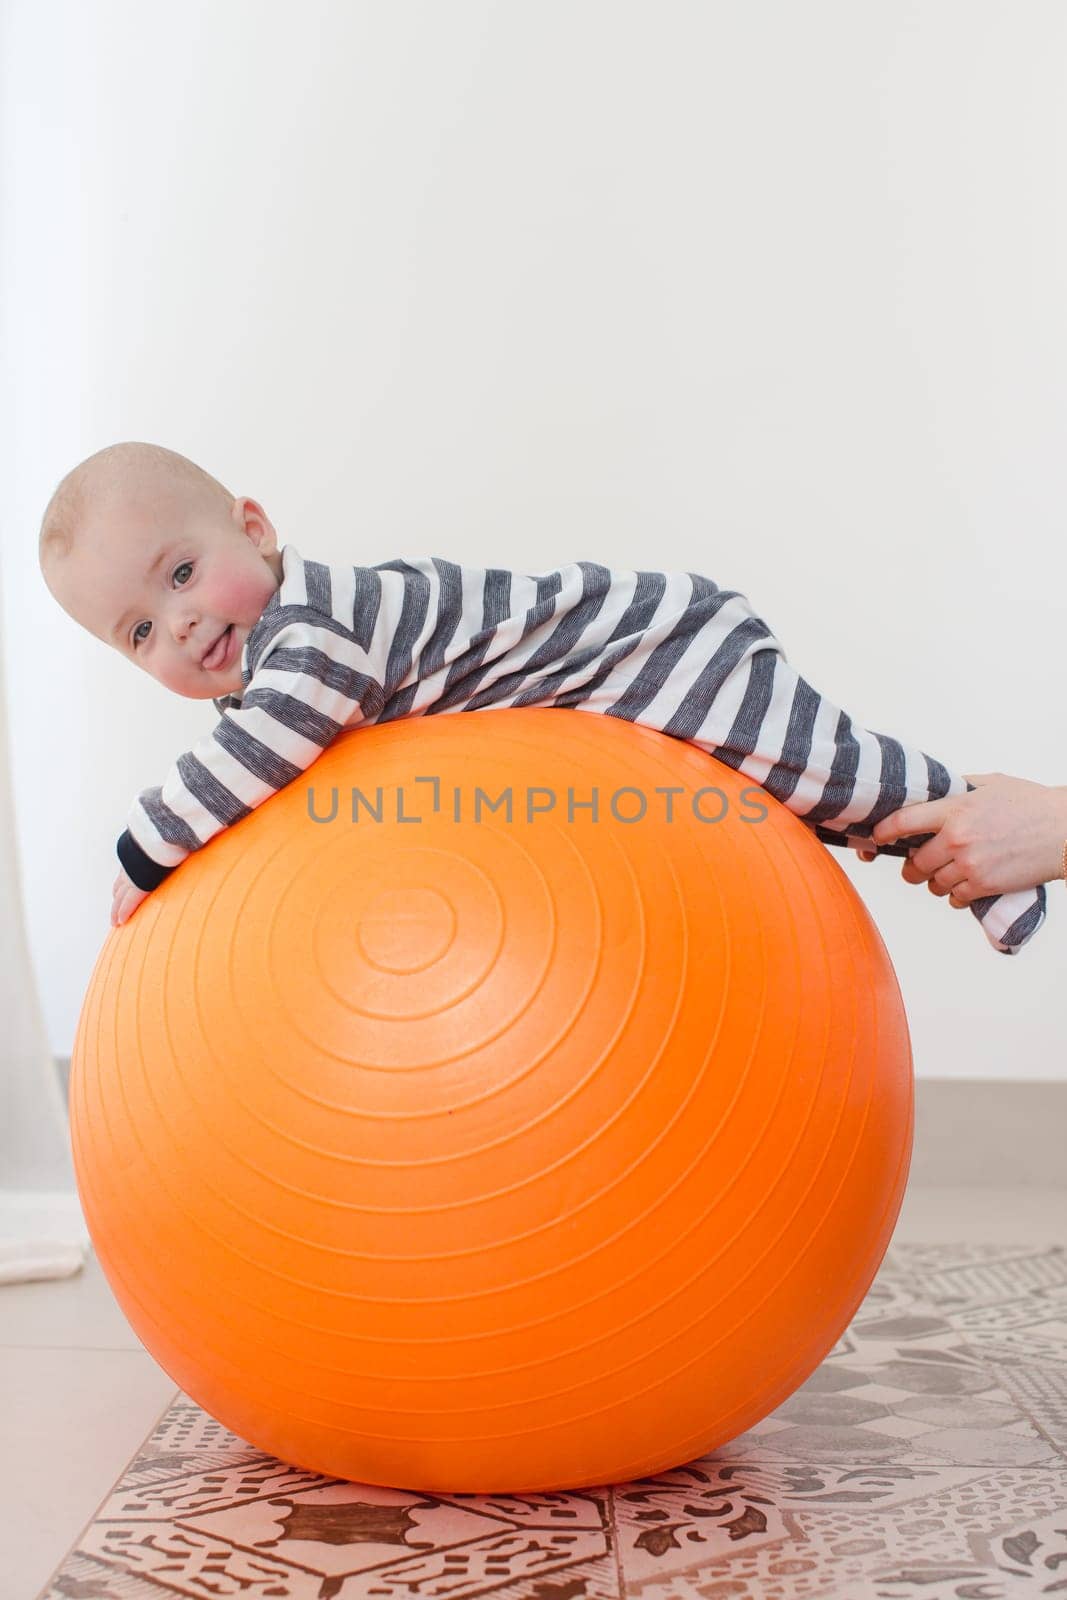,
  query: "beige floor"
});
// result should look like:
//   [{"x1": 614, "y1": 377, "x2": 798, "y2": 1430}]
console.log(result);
[{"x1": 5, "y1": 1184, "x2": 1066, "y2": 1600}]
